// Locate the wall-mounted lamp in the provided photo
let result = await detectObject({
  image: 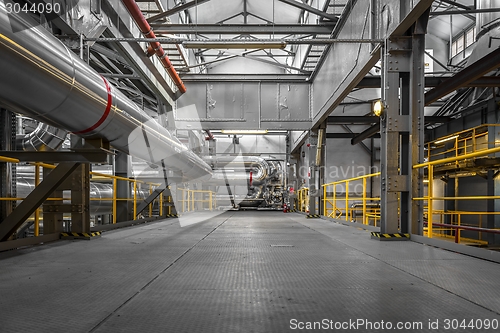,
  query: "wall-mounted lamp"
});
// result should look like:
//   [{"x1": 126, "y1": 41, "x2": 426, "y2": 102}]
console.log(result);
[{"x1": 373, "y1": 100, "x2": 384, "y2": 117}]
